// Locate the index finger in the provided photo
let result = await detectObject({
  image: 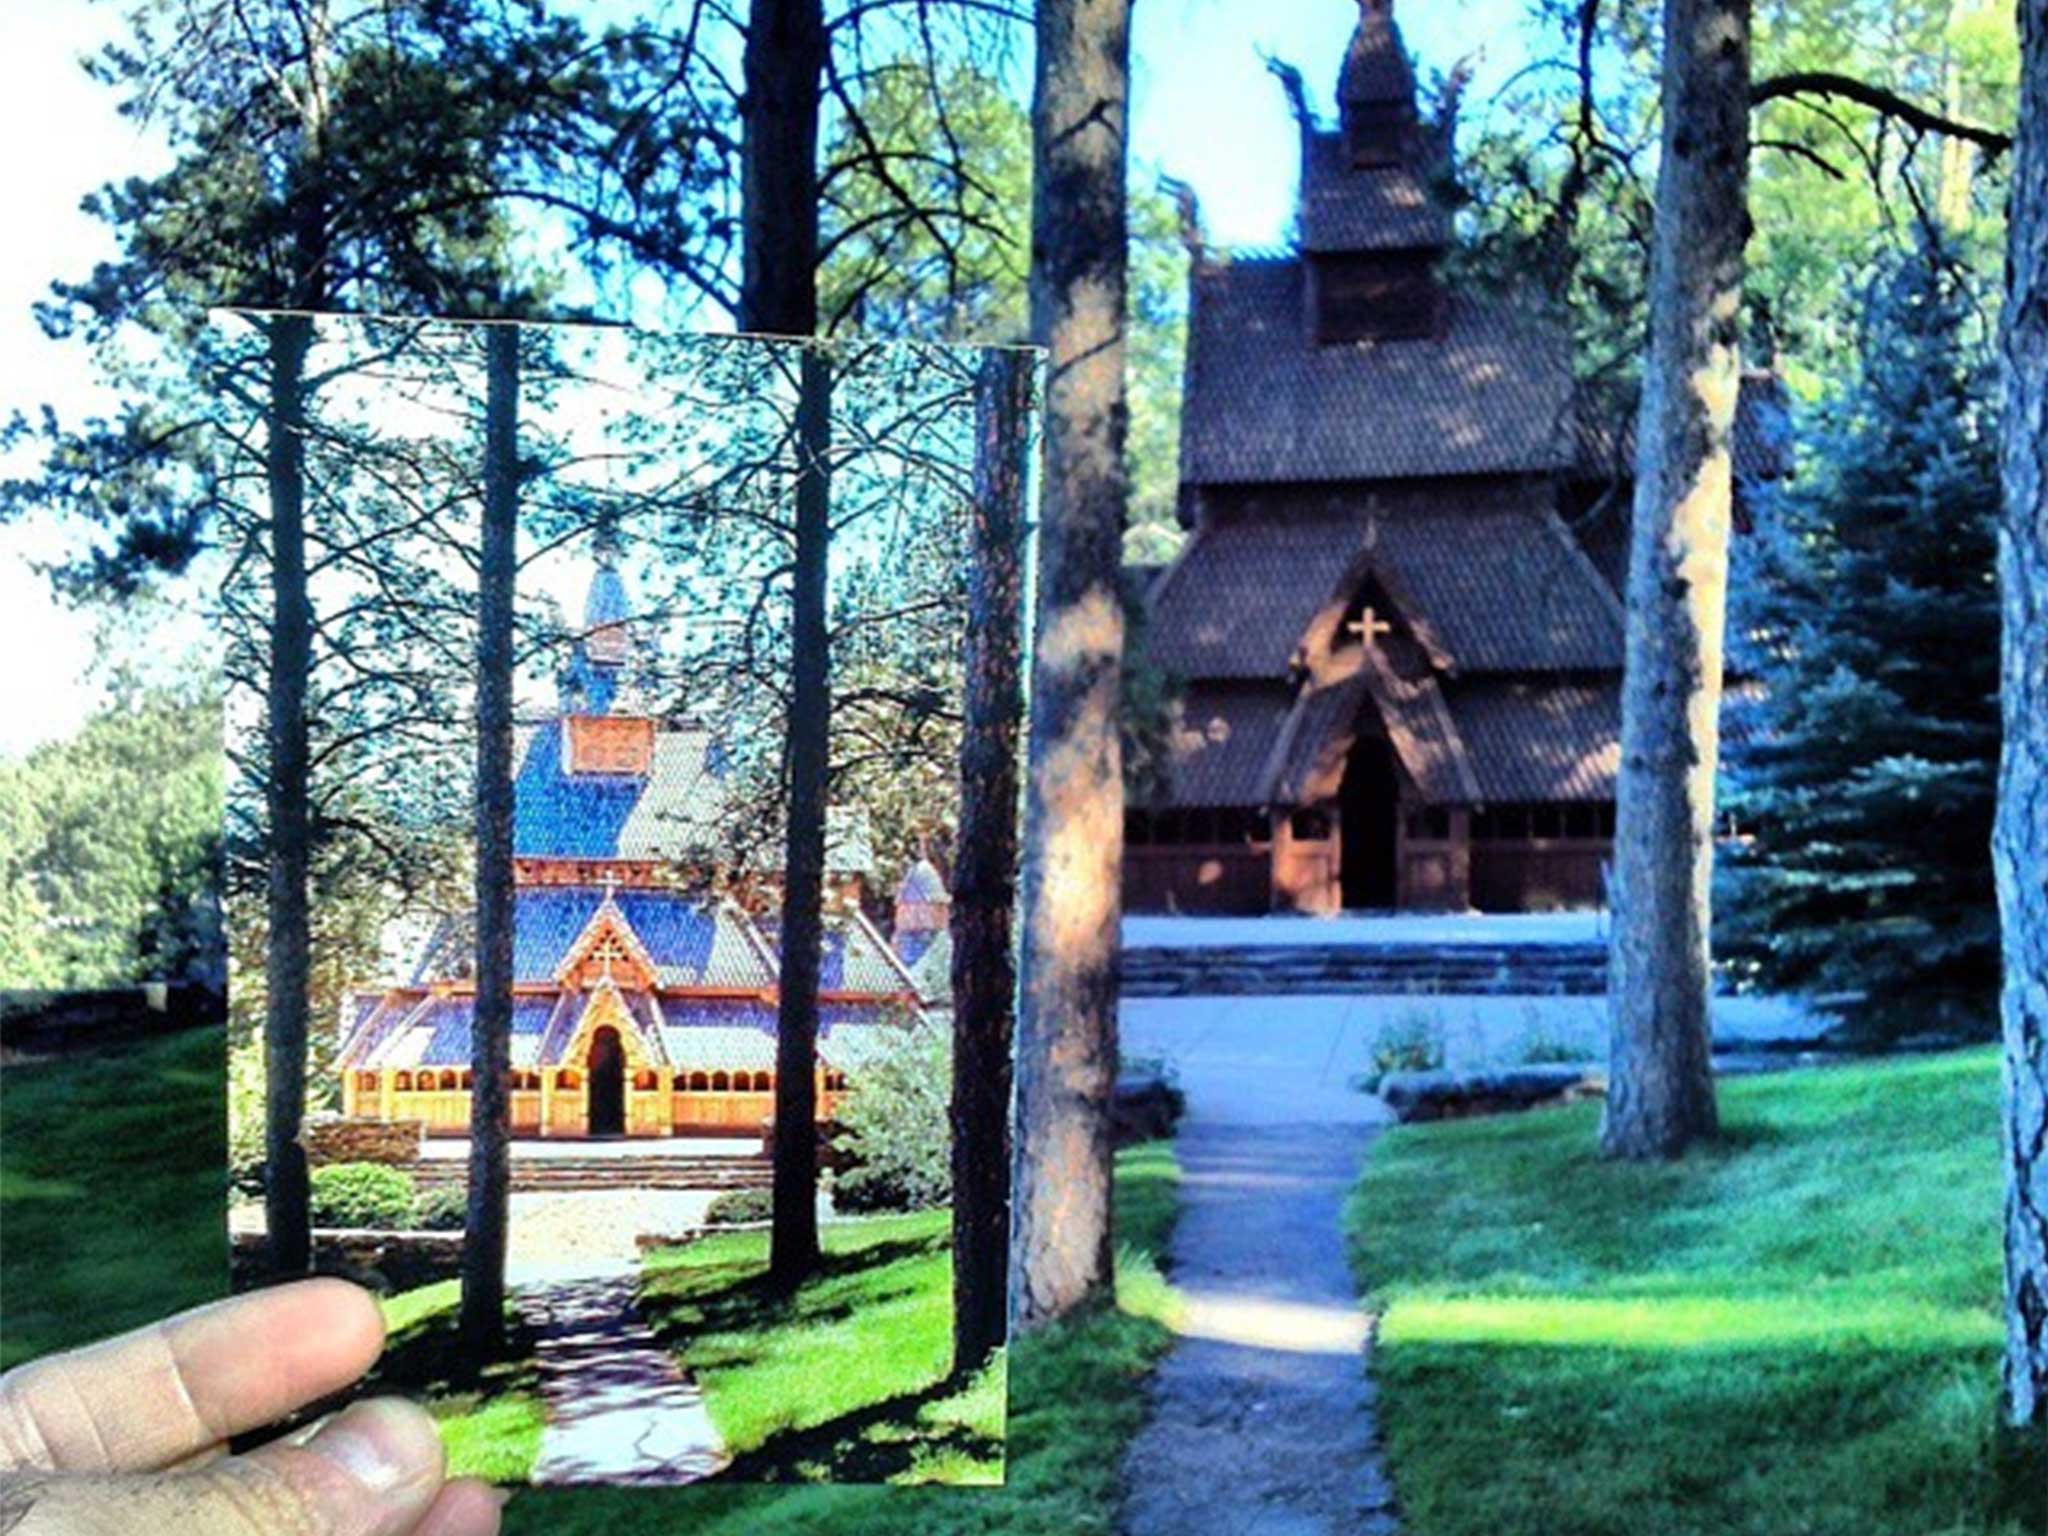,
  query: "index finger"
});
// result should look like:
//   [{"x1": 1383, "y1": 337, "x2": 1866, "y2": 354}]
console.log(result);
[{"x1": 0, "y1": 1278, "x2": 387, "y2": 1474}]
